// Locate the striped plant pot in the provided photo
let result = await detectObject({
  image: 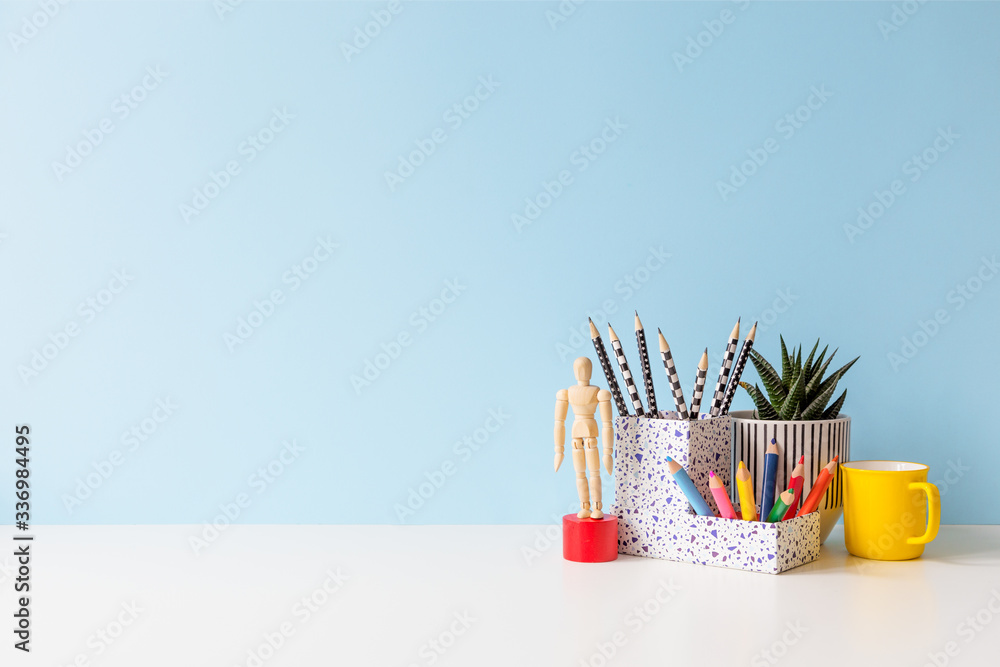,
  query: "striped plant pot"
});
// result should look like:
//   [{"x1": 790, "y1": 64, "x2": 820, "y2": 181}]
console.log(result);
[{"x1": 730, "y1": 410, "x2": 851, "y2": 545}]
